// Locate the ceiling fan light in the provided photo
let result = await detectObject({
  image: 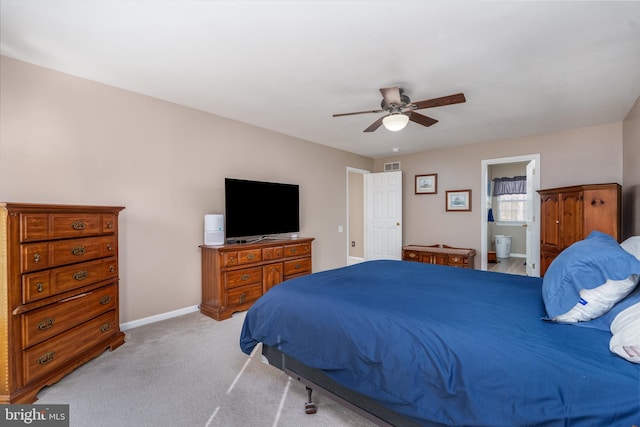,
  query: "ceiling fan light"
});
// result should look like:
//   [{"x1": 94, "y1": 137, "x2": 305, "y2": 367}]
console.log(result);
[{"x1": 382, "y1": 113, "x2": 409, "y2": 131}]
